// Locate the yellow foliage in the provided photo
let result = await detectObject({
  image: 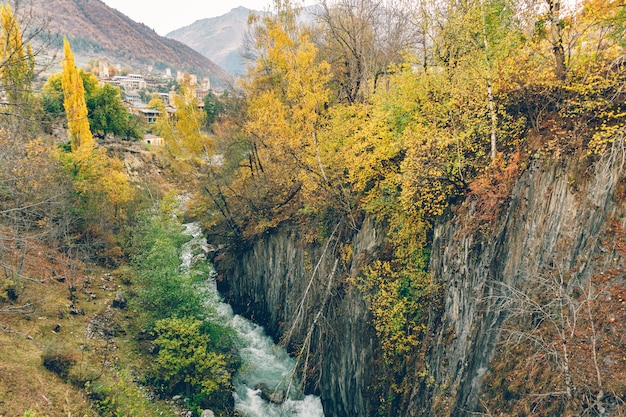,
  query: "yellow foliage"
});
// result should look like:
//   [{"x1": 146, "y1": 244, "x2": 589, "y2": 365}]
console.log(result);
[
  {"x1": 221, "y1": 5, "x2": 333, "y2": 235},
  {"x1": 244, "y1": 15, "x2": 331, "y2": 195},
  {"x1": 66, "y1": 145, "x2": 133, "y2": 209},
  {"x1": 357, "y1": 257, "x2": 433, "y2": 362},
  {"x1": 61, "y1": 38, "x2": 93, "y2": 151},
  {"x1": 167, "y1": 80, "x2": 213, "y2": 158},
  {"x1": 0, "y1": 4, "x2": 34, "y2": 102}
]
